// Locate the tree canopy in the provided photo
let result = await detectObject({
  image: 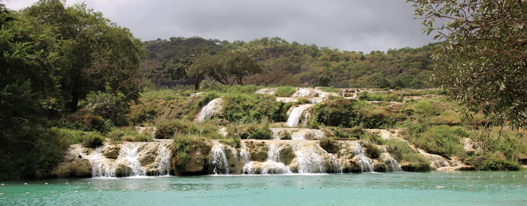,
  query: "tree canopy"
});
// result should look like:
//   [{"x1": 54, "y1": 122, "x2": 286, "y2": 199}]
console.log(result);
[
  {"x1": 408, "y1": 0, "x2": 527, "y2": 129},
  {"x1": 146, "y1": 36, "x2": 436, "y2": 88}
]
